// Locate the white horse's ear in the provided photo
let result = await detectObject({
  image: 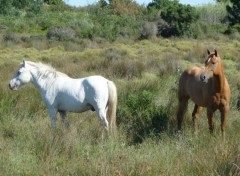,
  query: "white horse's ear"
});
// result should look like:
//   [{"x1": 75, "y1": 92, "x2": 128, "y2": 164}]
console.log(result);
[{"x1": 23, "y1": 60, "x2": 27, "y2": 67}]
